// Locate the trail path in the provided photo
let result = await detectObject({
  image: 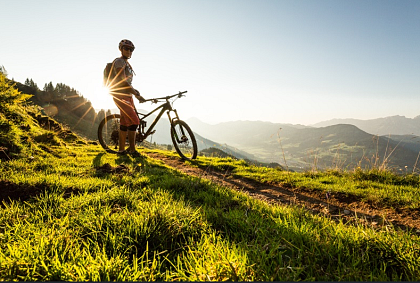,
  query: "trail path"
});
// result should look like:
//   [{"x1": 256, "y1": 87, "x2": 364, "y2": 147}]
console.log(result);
[{"x1": 145, "y1": 152, "x2": 420, "y2": 232}]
